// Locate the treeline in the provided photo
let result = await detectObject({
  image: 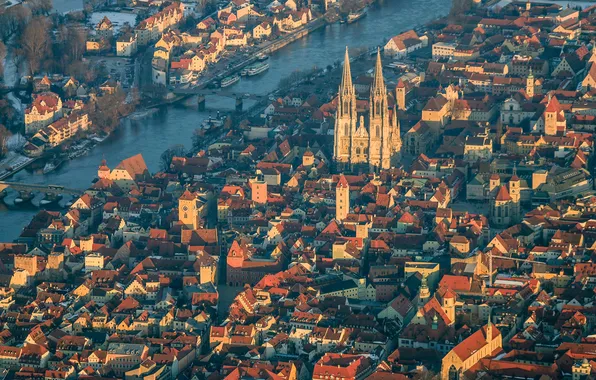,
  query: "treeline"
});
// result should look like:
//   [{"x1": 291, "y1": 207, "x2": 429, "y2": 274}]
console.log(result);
[{"x1": 0, "y1": 1, "x2": 100, "y2": 81}]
